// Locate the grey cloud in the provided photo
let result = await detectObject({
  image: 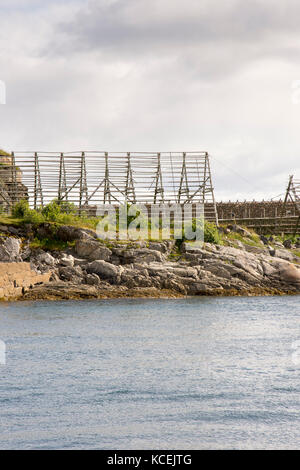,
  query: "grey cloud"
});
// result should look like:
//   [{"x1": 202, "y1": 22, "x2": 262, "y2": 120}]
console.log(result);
[
  {"x1": 53, "y1": 1, "x2": 298, "y2": 49},
  {"x1": 45, "y1": 0, "x2": 300, "y2": 81}
]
